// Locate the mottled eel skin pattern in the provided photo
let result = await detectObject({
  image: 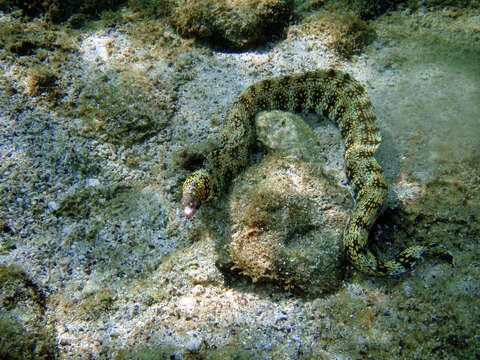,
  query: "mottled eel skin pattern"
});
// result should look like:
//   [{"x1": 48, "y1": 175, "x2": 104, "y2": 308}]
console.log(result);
[{"x1": 182, "y1": 69, "x2": 453, "y2": 276}]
